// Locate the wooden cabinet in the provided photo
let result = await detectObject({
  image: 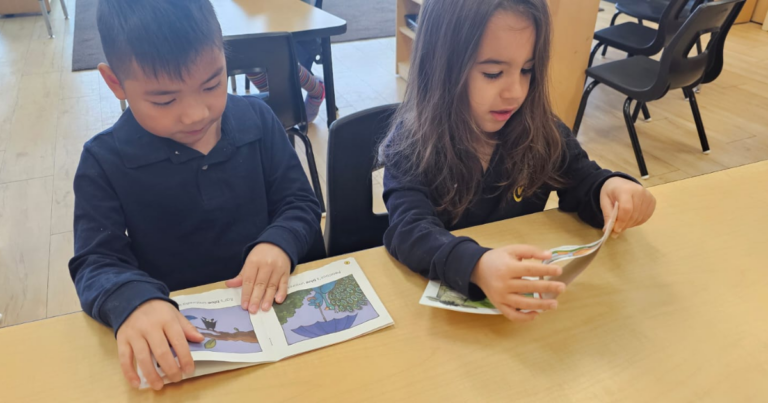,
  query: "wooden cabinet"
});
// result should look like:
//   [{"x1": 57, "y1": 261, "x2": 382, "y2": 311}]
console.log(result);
[{"x1": 0, "y1": 0, "x2": 50, "y2": 16}]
